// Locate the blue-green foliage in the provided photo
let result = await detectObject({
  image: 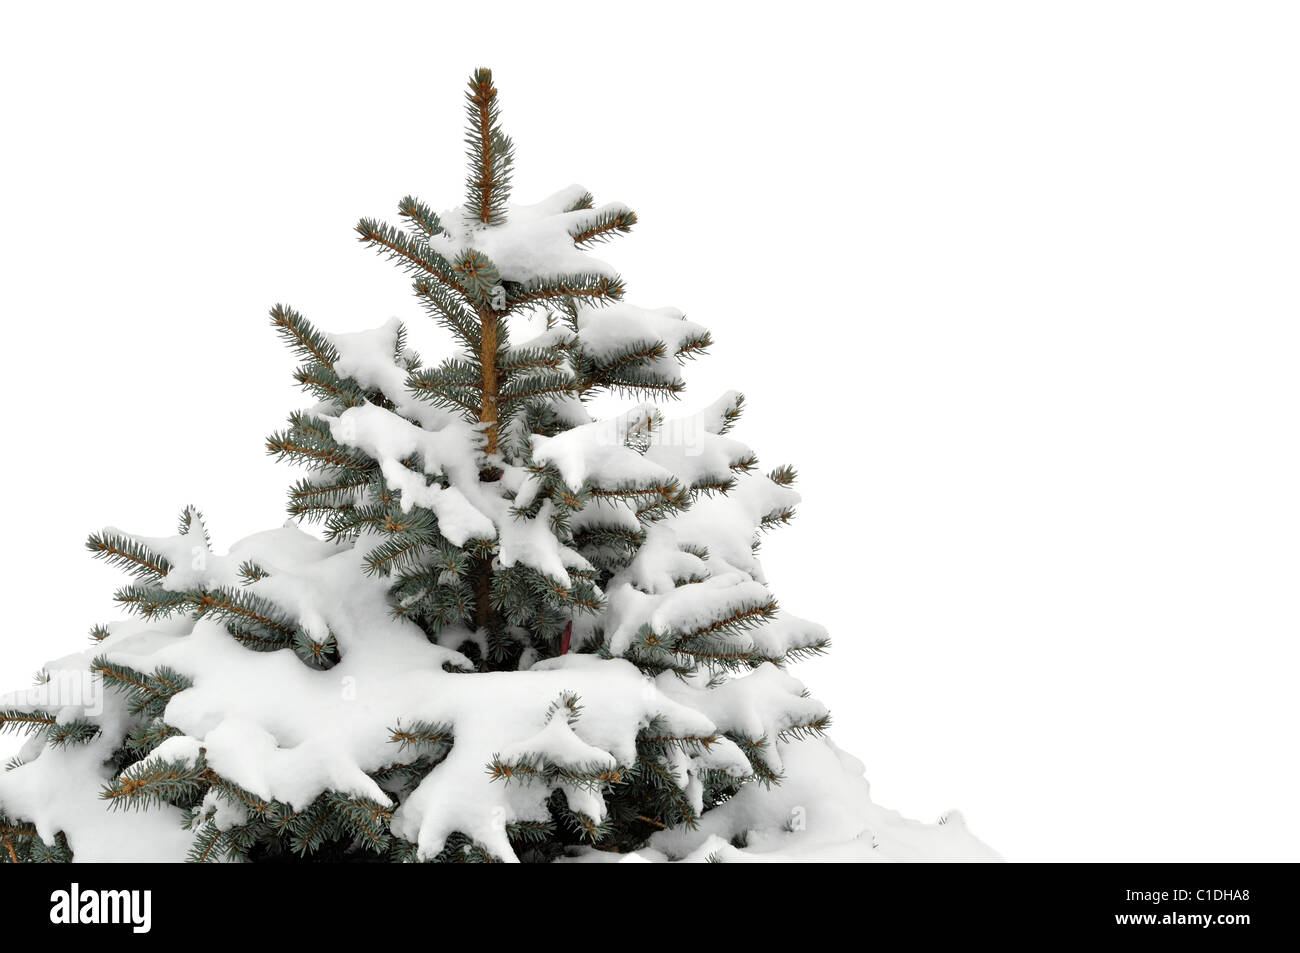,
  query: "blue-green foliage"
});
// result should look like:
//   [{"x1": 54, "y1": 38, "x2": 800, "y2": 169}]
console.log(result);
[{"x1": 0, "y1": 68, "x2": 828, "y2": 864}]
